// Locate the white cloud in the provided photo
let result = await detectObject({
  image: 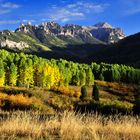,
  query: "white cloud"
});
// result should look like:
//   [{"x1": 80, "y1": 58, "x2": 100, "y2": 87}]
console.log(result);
[
  {"x1": 0, "y1": 19, "x2": 35, "y2": 25},
  {"x1": 22, "y1": 19, "x2": 36, "y2": 23},
  {"x1": 67, "y1": 2, "x2": 108, "y2": 13},
  {"x1": 61, "y1": 18, "x2": 70, "y2": 23},
  {"x1": 47, "y1": 1, "x2": 109, "y2": 23},
  {"x1": 48, "y1": 8, "x2": 85, "y2": 23},
  {"x1": 1, "y1": 2, "x2": 20, "y2": 8},
  {"x1": 0, "y1": 9, "x2": 10, "y2": 14},
  {"x1": 0, "y1": 20, "x2": 20, "y2": 24},
  {"x1": 0, "y1": 1, "x2": 20, "y2": 15}
]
